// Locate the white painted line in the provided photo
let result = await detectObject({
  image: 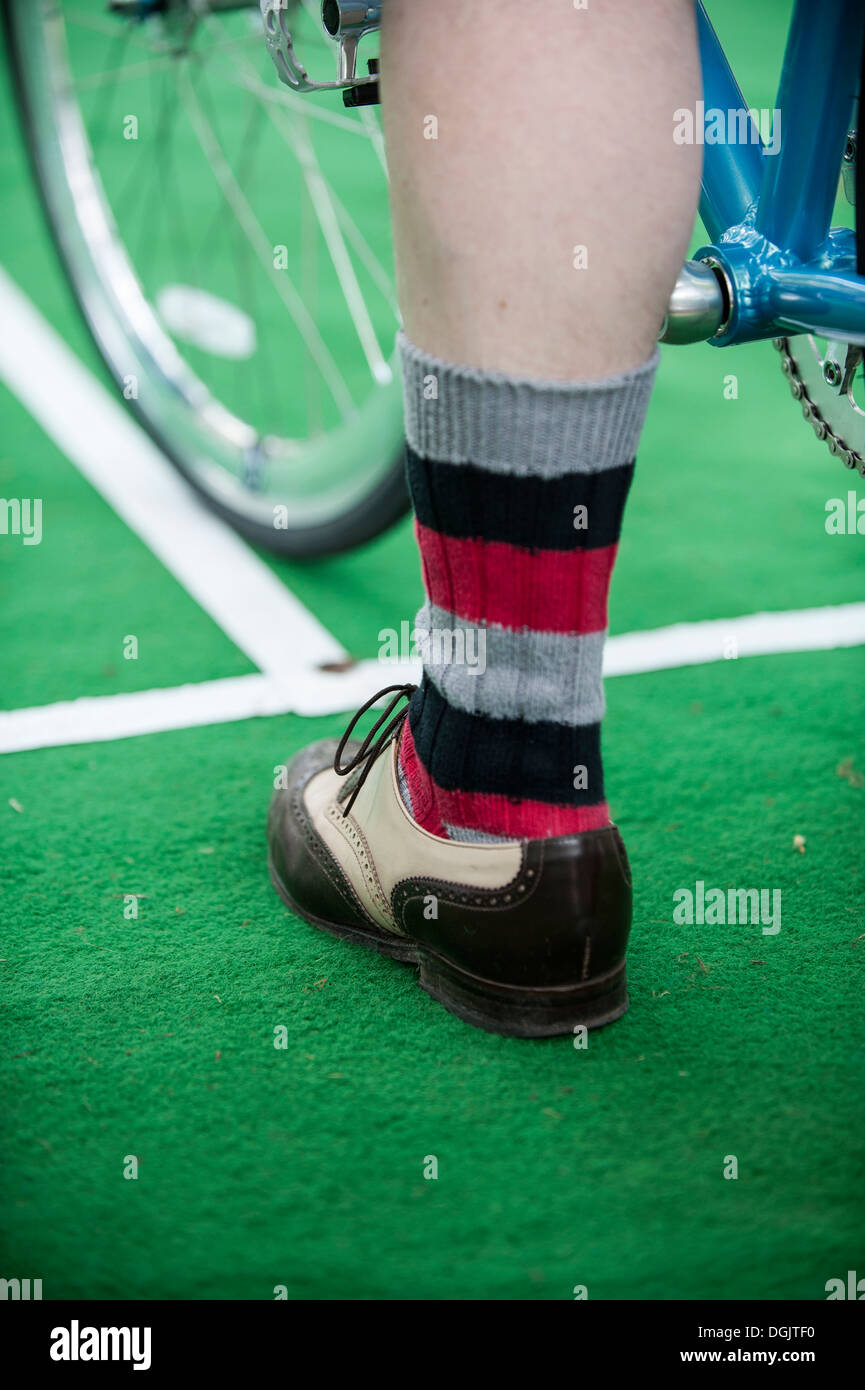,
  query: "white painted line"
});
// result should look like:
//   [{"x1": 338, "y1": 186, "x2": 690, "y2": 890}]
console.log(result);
[
  {"x1": 0, "y1": 661, "x2": 419, "y2": 754},
  {"x1": 603, "y1": 602, "x2": 865, "y2": 676},
  {"x1": 3, "y1": 605, "x2": 865, "y2": 754},
  {"x1": 0, "y1": 267, "x2": 344, "y2": 680},
  {"x1": 0, "y1": 676, "x2": 276, "y2": 754},
  {"x1": 281, "y1": 658, "x2": 421, "y2": 718}
]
